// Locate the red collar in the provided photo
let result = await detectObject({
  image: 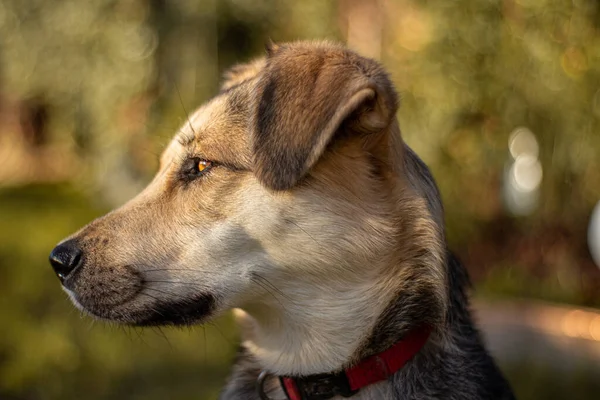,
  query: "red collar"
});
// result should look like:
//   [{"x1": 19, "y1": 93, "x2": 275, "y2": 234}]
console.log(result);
[{"x1": 259, "y1": 325, "x2": 432, "y2": 400}]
